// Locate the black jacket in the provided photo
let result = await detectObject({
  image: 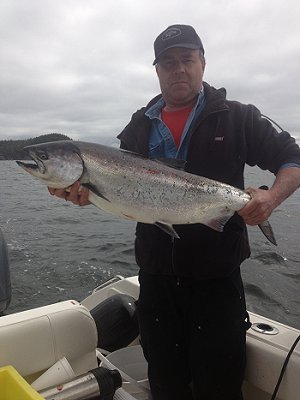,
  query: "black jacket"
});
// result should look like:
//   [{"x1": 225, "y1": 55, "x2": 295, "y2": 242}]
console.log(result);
[{"x1": 118, "y1": 82, "x2": 300, "y2": 279}]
